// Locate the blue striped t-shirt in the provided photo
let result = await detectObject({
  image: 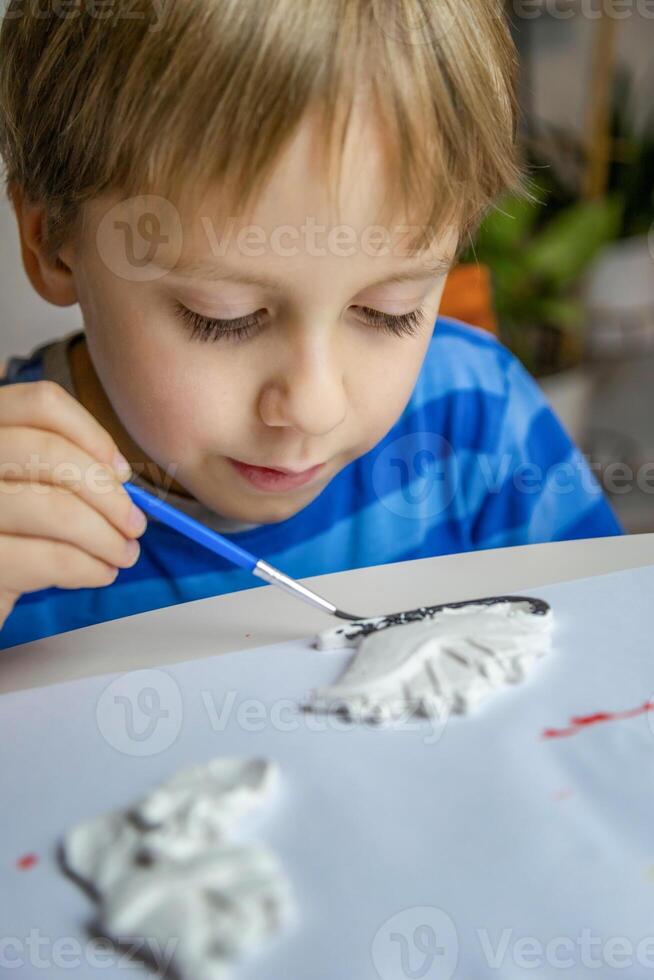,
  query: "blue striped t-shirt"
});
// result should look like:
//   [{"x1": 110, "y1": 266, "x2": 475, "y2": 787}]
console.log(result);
[{"x1": 0, "y1": 316, "x2": 622, "y2": 649}]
